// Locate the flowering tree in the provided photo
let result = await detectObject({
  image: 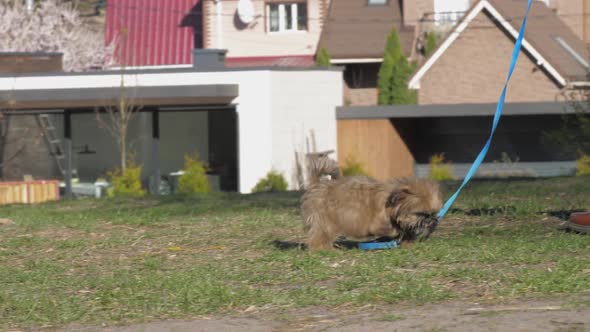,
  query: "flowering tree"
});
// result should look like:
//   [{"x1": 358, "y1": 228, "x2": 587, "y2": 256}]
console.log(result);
[{"x1": 0, "y1": 0, "x2": 115, "y2": 71}]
